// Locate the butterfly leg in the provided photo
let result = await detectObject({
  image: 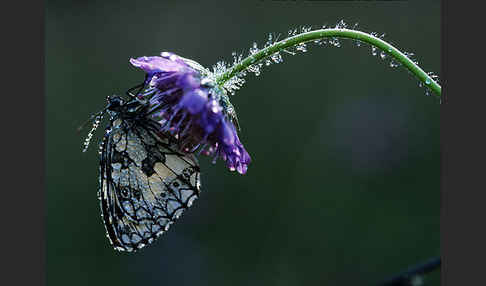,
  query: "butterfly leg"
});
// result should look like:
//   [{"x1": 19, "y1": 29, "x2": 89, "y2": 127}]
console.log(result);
[{"x1": 126, "y1": 74, "x2": 149, "y2": 99}]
